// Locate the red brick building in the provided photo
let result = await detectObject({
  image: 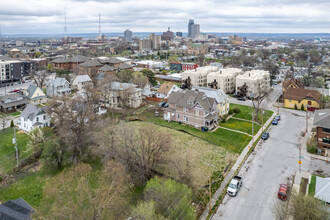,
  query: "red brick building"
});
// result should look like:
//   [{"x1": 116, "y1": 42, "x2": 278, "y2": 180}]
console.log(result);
[{"x1": 313, "y1": 109, "x2": 330, "y2": 156}]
